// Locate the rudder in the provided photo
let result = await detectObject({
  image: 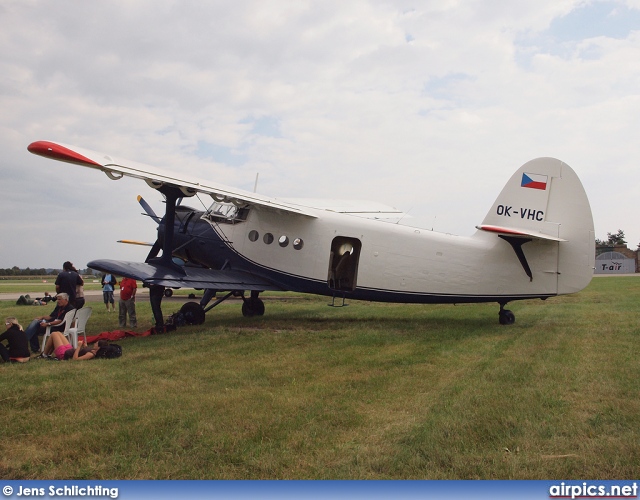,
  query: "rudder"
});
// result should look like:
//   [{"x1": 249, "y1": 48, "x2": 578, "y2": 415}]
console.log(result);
[{"x1": 479, "y1": 157, "x2": 594, "y2": 294}]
